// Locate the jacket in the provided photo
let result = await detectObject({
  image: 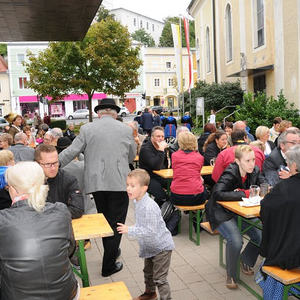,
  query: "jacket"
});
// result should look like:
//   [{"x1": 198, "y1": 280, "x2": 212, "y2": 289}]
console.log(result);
[
  {"x1": 262, "y1": 147, "x2": 286, "y2": 186},
  {"x1": 9, "y1": 144, "x2": 35, "y2": 162},
  {"x1": 198, "y1": 132, "x2": 210, "y2": 155},
  {"x1": 204, "y1": 141, "x2": 221, "y2": 166},
  {"x1": 59, "y1": 116, "x2": 136, "y2": 193},
  {"x1": 206, "y1": 163, "x2": 266, "y2": 230},
  {"x1": 170, "y1": 150, "x2": 204, "y2": 195},
  {"x1": 212, "y1": 144, "x2": 265, "y2": 182},
  {"x1": 260, "y1": 173, "x2": 300, "y2": 269},
  {"x1": 47, "y1": 168, "x2": 84, "y2": 219},
  {"x1": 139, "y1": 139, "x2": 169, "y2": 177},
  {"x1": 0, "y1": 201, "x2": 77, "y2": 300},
  {"x1": 140, "y1": 112, "x2": 153, "y2": 130}
]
